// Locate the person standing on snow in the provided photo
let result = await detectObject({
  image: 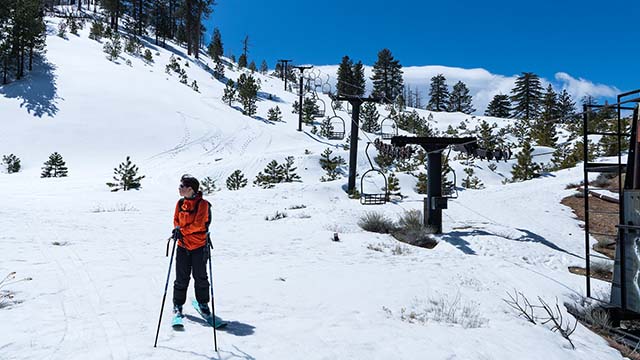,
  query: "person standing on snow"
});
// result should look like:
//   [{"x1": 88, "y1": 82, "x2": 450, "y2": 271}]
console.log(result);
[{"x1": 172, "y1": 174, "x2": 212, "y2": 319}]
